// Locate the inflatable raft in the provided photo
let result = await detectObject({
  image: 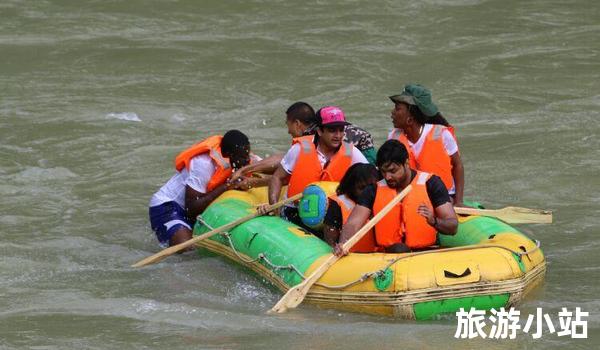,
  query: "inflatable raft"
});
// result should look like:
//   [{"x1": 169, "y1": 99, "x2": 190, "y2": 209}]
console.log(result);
[{"x1": 193, "y1": 187, "x2": 545, "y2": 320}]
